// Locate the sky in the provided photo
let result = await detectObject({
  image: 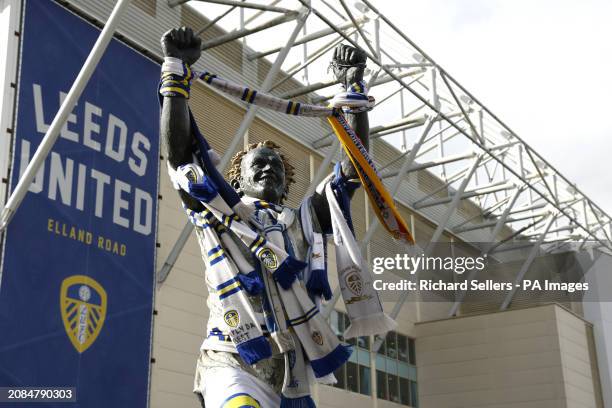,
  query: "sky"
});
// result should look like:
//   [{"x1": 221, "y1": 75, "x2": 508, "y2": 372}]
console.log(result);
[
  {"x1": 372, "y1": 0, "x2": 612, "y2": 216},
  {"x1": 192, "y1": 0, "x2": 612, "y2": 219}
]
